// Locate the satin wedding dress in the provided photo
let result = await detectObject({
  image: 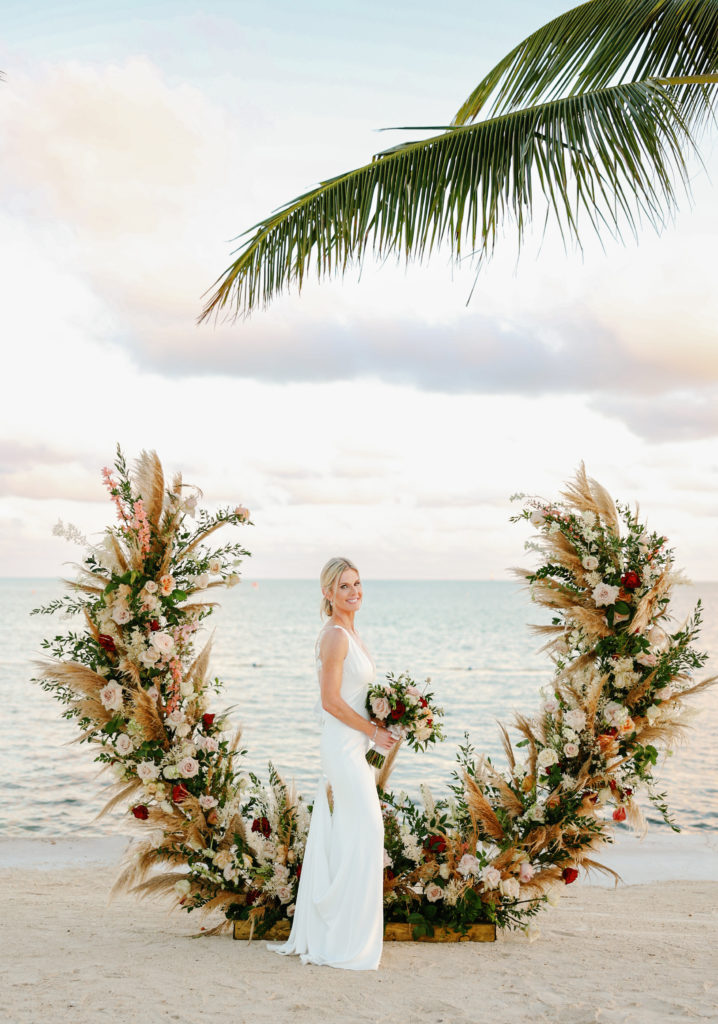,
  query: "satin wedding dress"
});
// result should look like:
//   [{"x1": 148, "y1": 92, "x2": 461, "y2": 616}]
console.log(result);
[{"x1": 266, "y1": 623, "x2": 384, "y2": 970}]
